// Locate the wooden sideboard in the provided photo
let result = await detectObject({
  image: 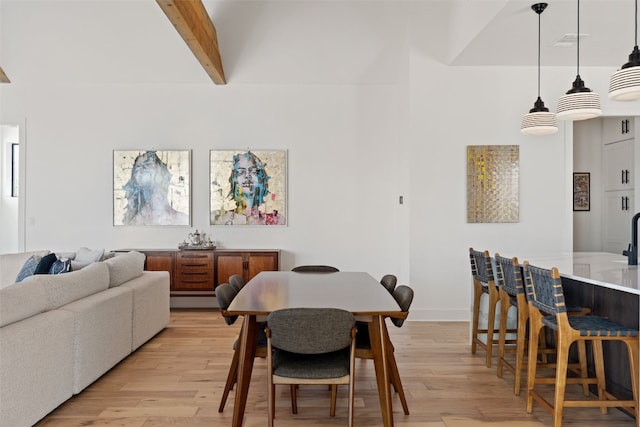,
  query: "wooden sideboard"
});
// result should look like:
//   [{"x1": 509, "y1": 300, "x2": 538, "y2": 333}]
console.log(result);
[{"x1": 116, "y1": 249, "x2": 280, "y2": 297}]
